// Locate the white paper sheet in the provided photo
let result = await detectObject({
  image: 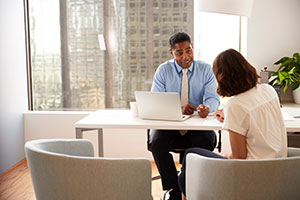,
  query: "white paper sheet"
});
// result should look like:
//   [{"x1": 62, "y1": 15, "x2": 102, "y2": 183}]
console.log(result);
[{"x1": 281, "y1": 110, "x2": 295, "y2": 121}]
